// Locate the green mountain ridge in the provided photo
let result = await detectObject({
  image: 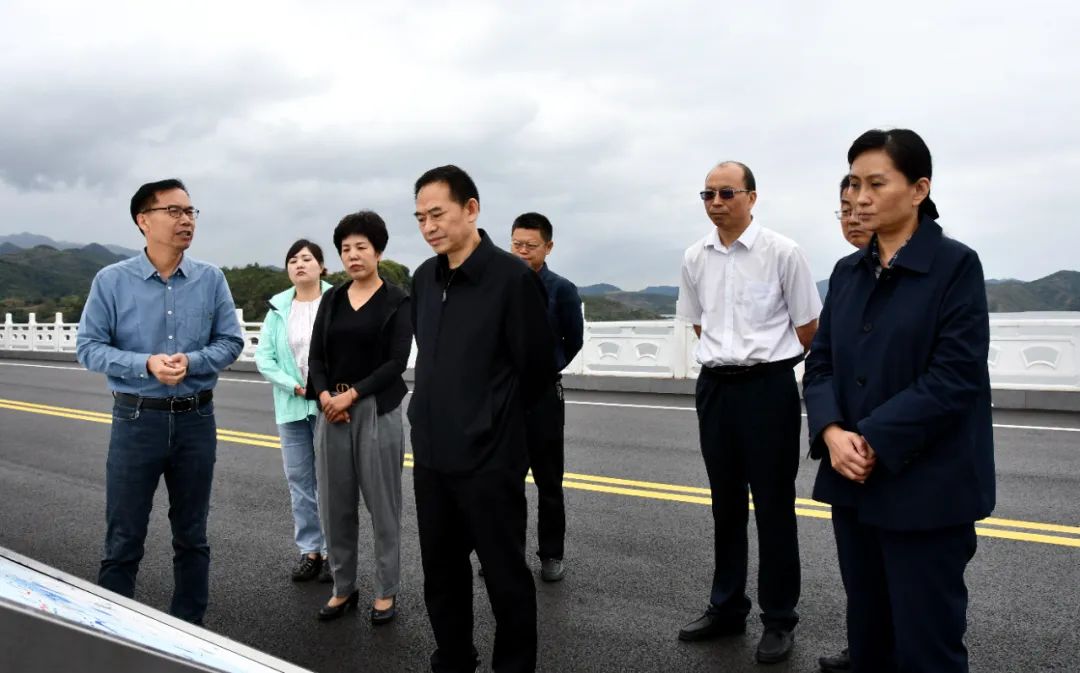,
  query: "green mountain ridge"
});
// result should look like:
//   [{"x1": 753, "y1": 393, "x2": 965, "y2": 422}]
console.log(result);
[
  {"x1": 0, "y1": 243, "x2": 411, "y2": 323},
  {"x1": 2, "y1": 242, "x2": 1078, "y2": 323}
]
